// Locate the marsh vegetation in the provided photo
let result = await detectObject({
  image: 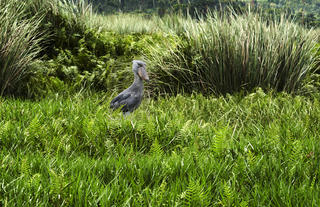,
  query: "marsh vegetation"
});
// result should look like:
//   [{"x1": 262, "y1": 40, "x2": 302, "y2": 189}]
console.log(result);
[{"x1": 0, "y1": 0, "x2": 320, "y2": 206}]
